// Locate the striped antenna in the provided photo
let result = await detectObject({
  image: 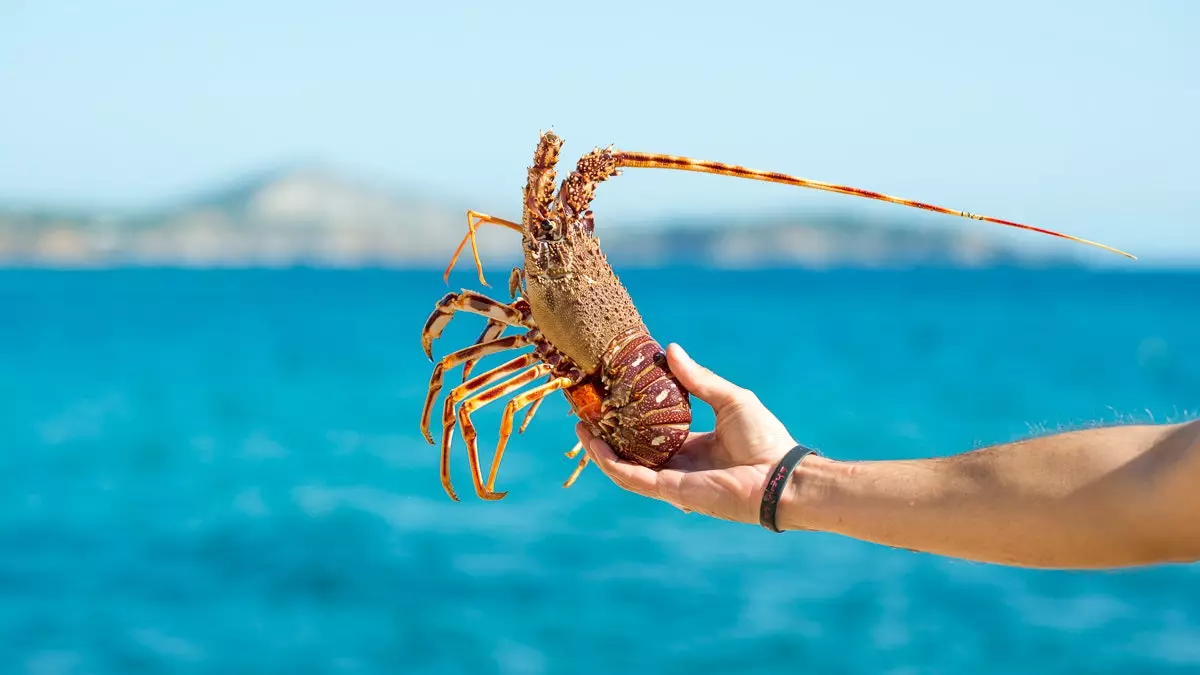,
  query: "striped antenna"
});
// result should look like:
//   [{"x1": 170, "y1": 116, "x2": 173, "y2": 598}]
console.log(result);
[{"x1": 612, "y1": 151, "x2": 1135, "y2": 259}]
